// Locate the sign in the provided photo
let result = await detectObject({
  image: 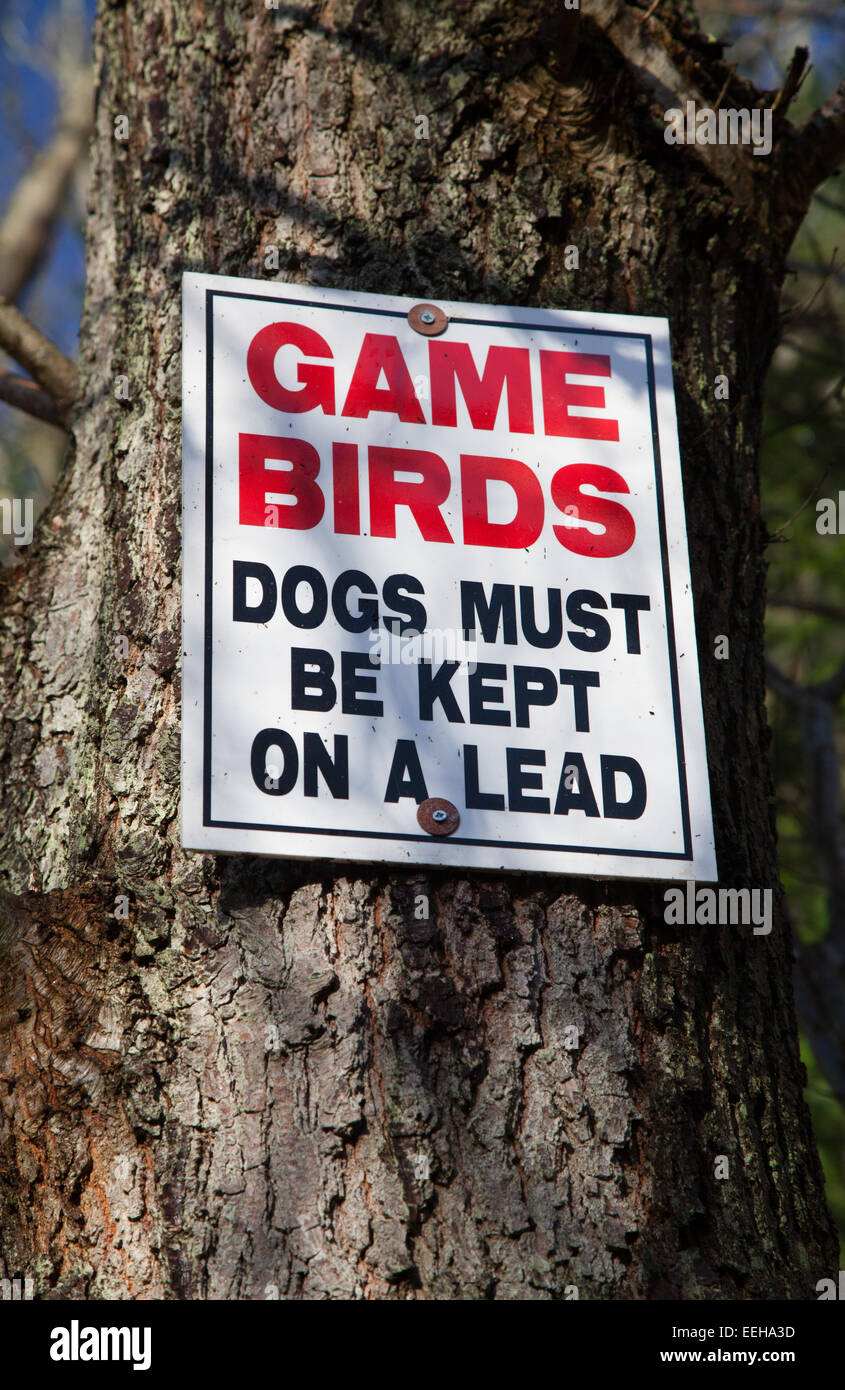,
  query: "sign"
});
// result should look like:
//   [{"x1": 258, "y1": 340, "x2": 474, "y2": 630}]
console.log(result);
[{"x1": 182, "y1": 272, "x2": 716, "y2": 880}]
